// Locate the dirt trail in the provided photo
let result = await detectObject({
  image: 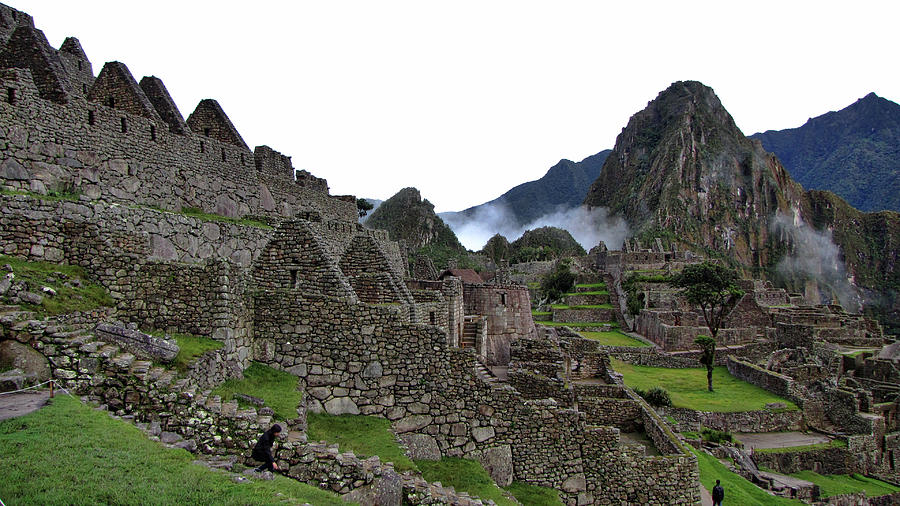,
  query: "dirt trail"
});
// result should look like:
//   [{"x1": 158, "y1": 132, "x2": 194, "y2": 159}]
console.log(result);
[{"x1": 0, "y1": 390, "x2": 51, "y2": 421}]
